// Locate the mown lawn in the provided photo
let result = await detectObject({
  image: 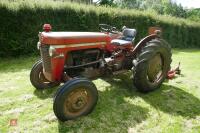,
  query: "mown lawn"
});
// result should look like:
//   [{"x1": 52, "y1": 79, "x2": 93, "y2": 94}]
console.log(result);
[{"x1": 0, "y1": 49, "x2": 200, "y2": 133}]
